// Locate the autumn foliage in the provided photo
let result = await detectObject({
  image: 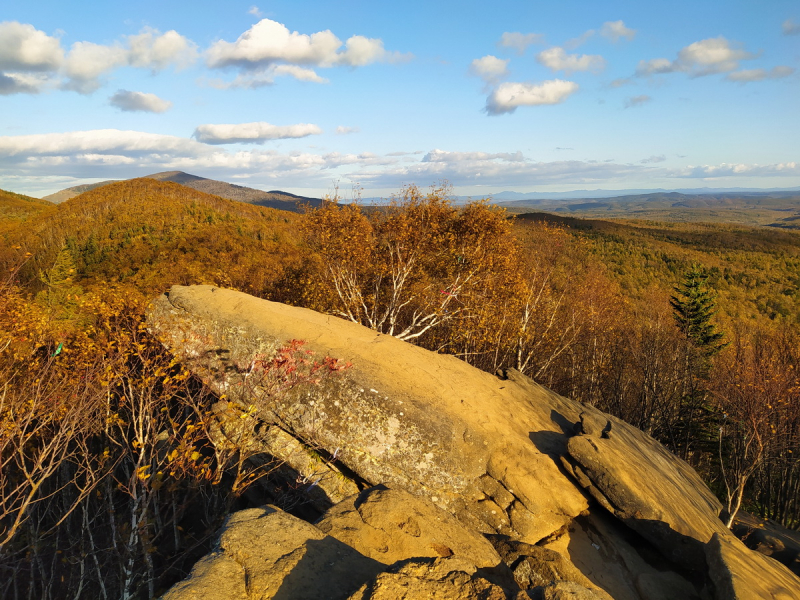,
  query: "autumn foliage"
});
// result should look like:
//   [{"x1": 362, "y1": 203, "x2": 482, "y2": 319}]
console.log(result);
[{"x1": 1, "y1": 177, "x2": 800, "y2": 597}]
